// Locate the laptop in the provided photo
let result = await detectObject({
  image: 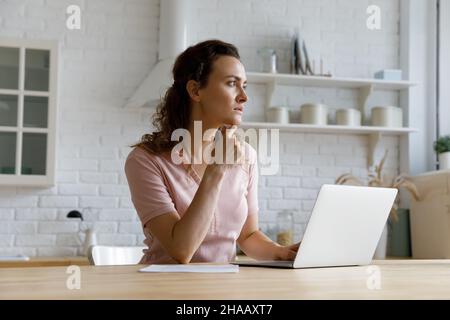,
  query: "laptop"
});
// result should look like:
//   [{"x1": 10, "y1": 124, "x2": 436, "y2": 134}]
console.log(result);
[{"x1": 232, "y1": 184, "x2": 398, "y2": 269}]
